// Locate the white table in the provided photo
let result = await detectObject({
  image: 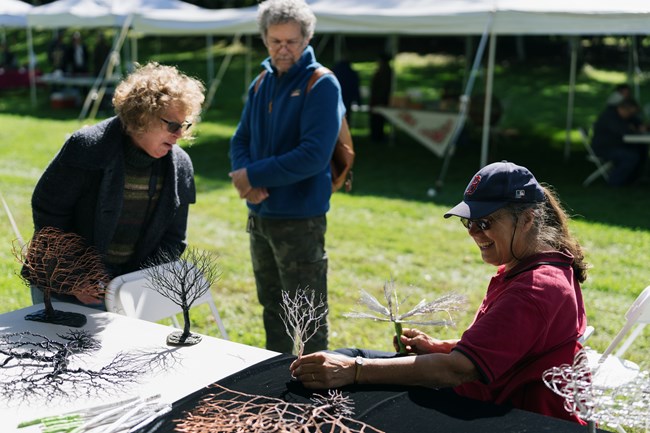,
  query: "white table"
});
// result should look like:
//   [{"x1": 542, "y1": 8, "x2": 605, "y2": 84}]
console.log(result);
[
  {"x1": 37, "y1": 73, "x2": 121, "y2": 88},
  {"x1": 623, "y1": 134, "x2": 650, "y2": 144},
  {"x1": 0, "y1": 303, "x2": 278, "y2": 432}
]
